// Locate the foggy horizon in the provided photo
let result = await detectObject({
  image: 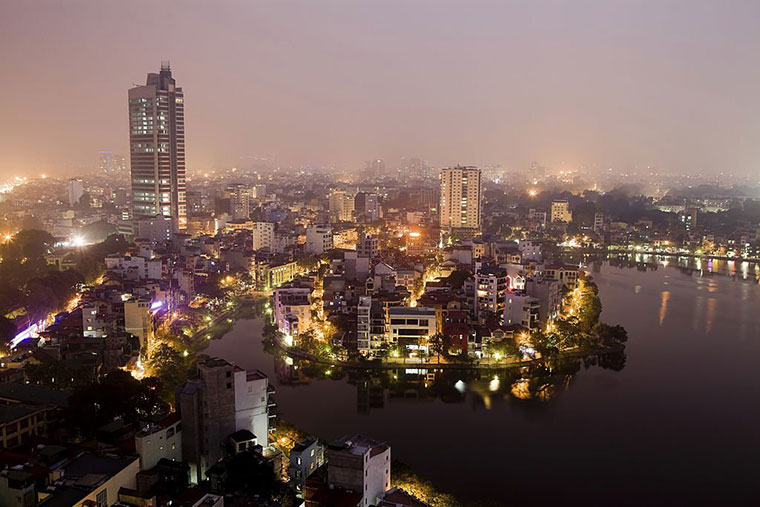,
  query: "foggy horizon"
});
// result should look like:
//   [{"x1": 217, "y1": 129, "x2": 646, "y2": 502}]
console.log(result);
[{"x1": 2, "y1": 0, "x2": 759, "y2": 177}]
